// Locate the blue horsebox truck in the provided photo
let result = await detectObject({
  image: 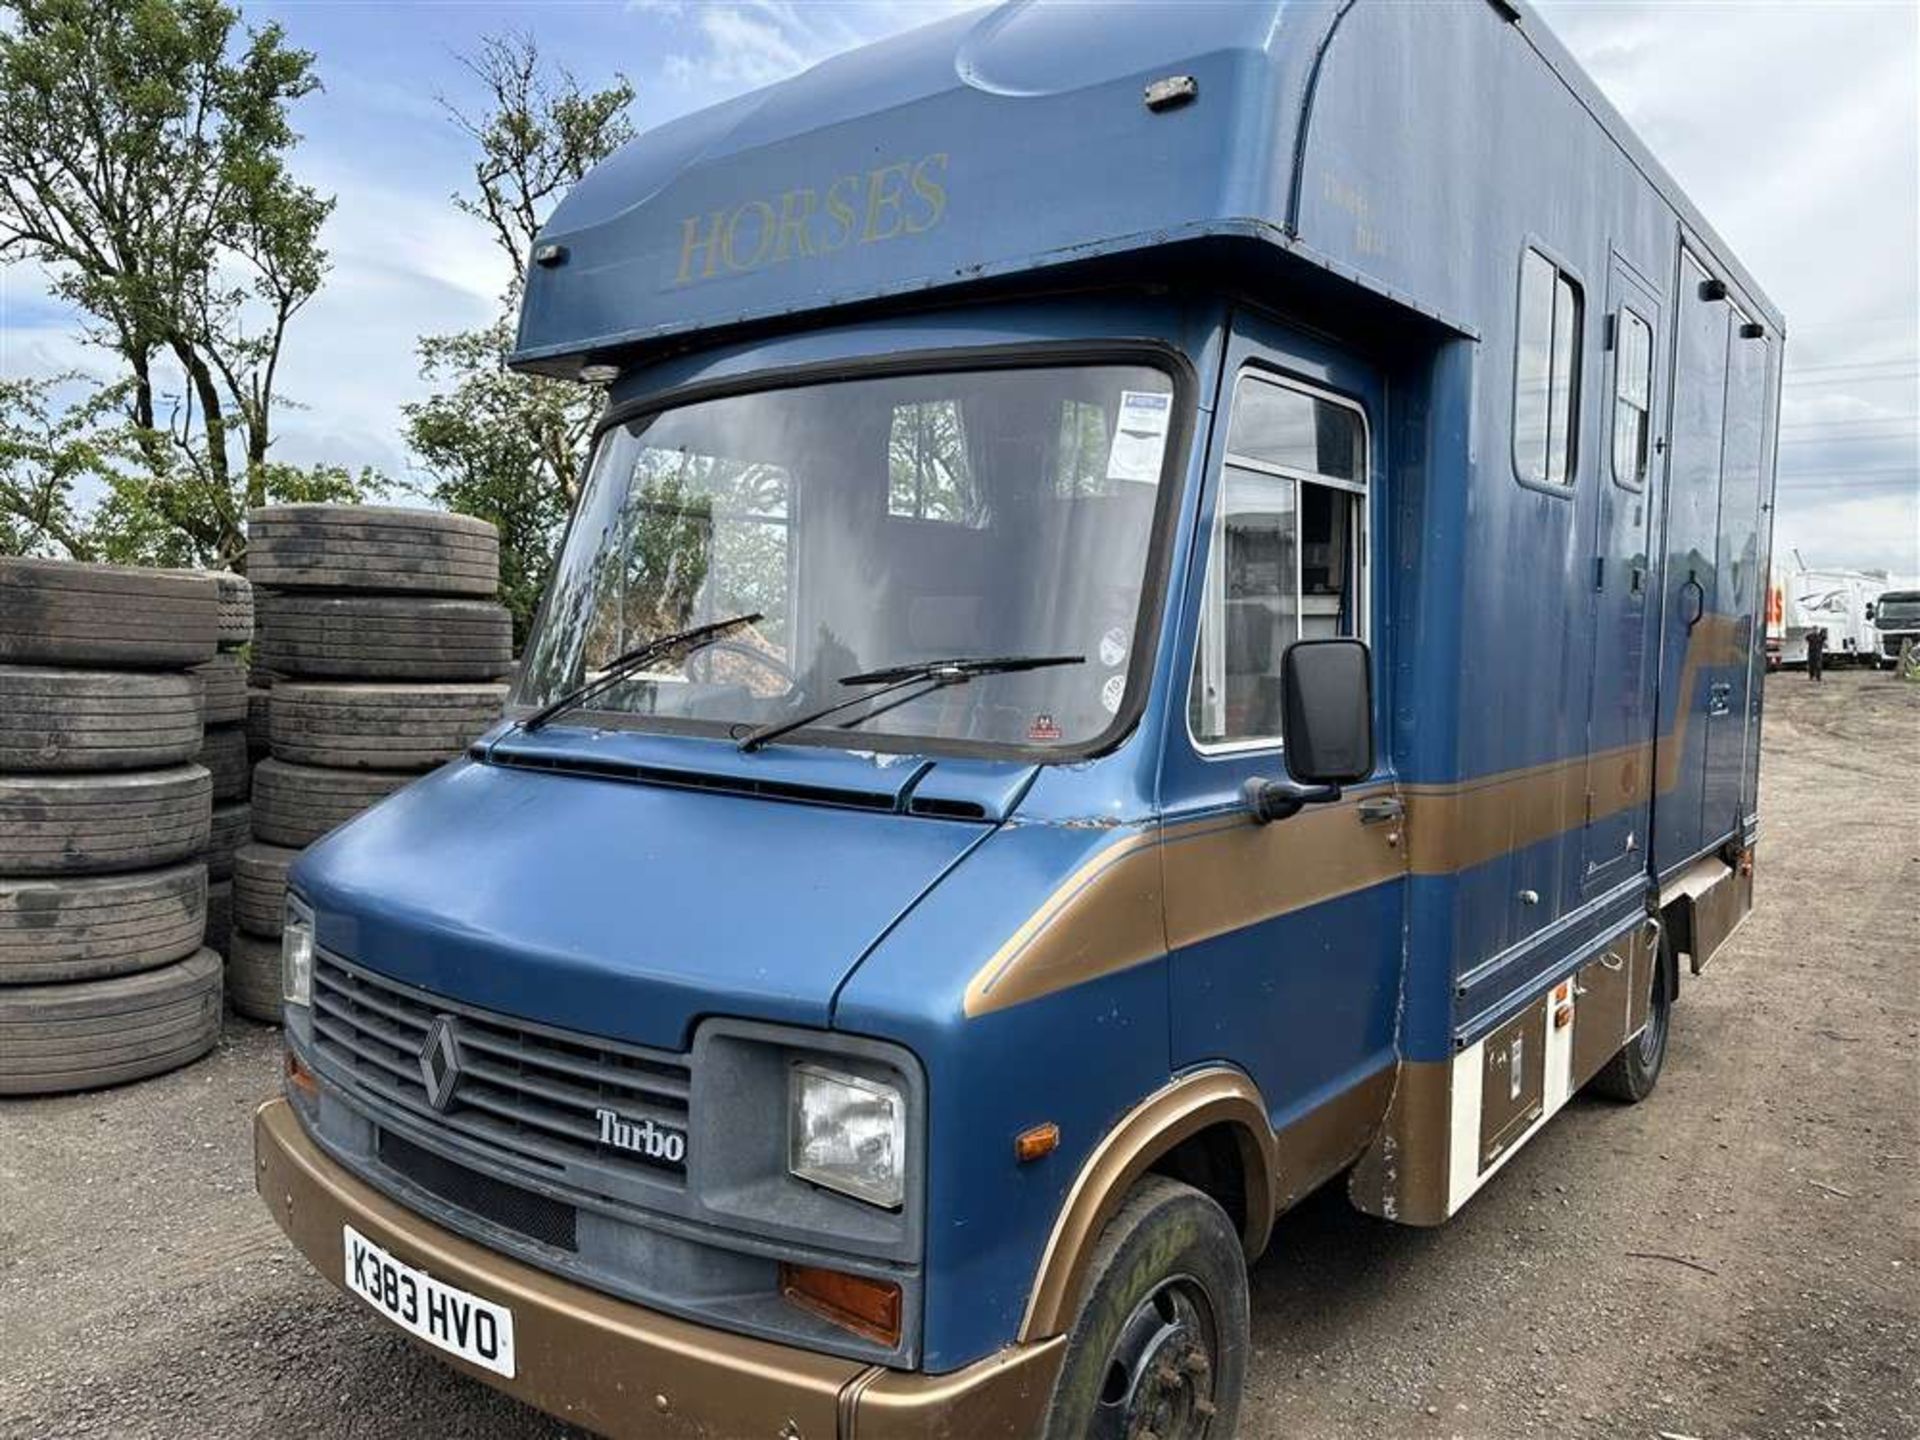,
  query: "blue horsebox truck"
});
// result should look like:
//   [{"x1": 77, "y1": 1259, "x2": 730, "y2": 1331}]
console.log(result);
[{"x1": 255, "y1": 2, "x2": 1780, "y2": 1435}]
